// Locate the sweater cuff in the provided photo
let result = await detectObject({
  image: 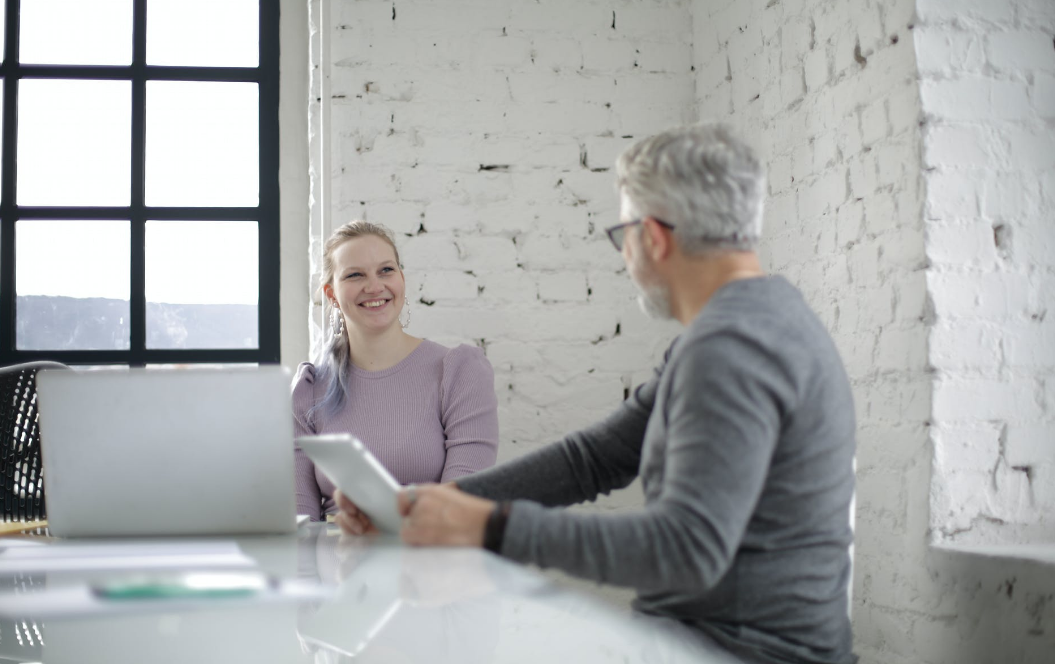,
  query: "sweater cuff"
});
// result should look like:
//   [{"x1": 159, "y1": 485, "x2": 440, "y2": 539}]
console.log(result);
[{"x1": 483, "y1": 501, "x2": 512, "y2": 554}]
